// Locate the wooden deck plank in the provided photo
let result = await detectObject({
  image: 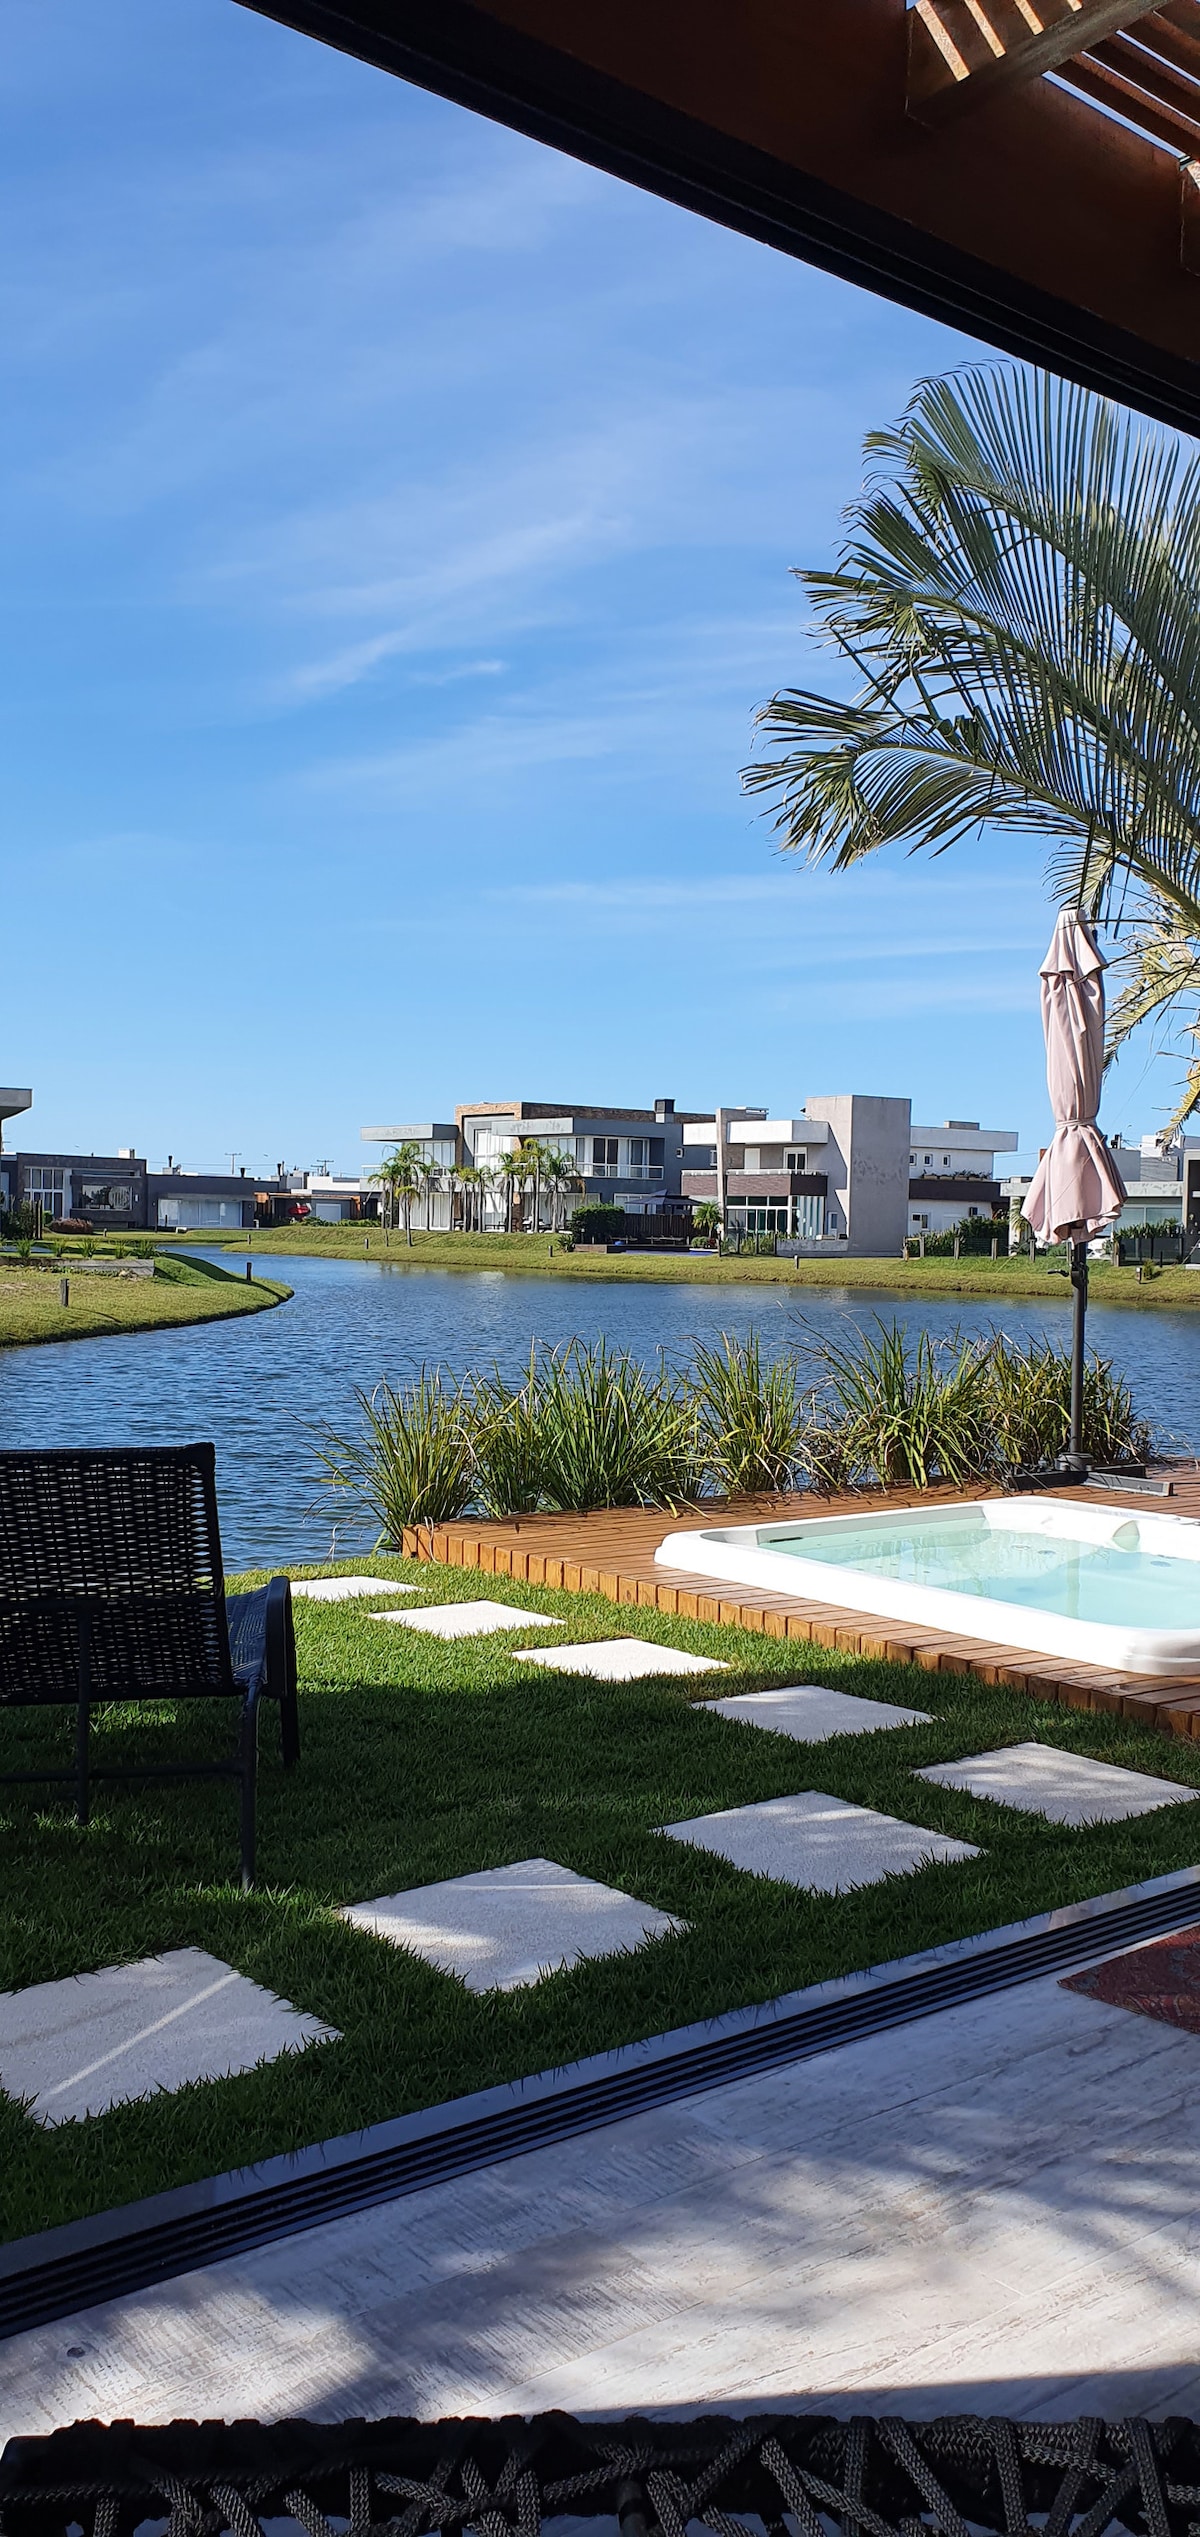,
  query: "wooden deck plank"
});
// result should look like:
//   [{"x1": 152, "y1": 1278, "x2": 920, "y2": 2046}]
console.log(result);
[{"x1": 405, "y1": 1477, "x2": 1200, "y2": 1746}]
